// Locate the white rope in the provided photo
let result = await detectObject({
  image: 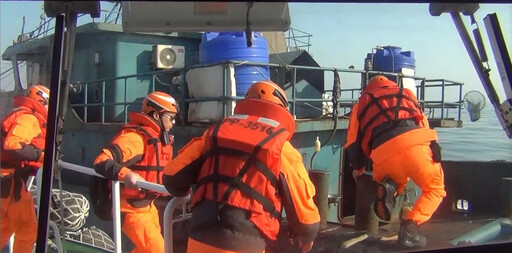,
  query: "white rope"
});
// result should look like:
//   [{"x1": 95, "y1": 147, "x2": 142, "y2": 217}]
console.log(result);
[
  {"x1": 72, "y1": 226, "x2": 115, "y2": 251},
  {"x1": 30, "y1": 186, "x2": 90, "y2": 231}
]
